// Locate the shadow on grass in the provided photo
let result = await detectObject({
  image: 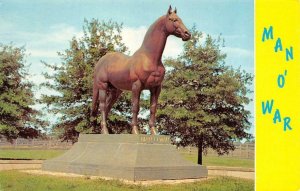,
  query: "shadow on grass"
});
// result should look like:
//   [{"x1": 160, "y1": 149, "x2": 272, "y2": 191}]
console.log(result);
[{"x1": 0, "y1": 170, "x2": 254, "y2": 191}]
